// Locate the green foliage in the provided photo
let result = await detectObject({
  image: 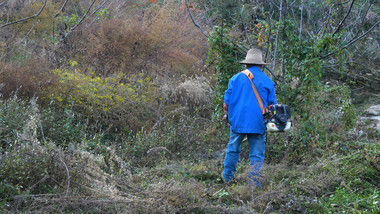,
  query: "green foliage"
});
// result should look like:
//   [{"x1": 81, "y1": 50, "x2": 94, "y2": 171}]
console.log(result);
[
  {"x1": 0, "y1": 142, "x2": 63, "y2": 199},
  {"x1": 207, "y1": 26, "x2": 244, "y2": 119},
  {"x1": 59, "y1": 13, "x2": 80, "y2": 30},
  {"x1": 271, "y1": 17, "x2": 346, "y2": 113},
  {"x1": 260, "y1": 17, "x2": 357, "y2": 162},
  {"x1": 210, "y1": 0, "x2": 239, "y2": 23},
  {"x1": 0, "y1": 95, "x2": 35, "y2": 146},
  {"x1": 308, "y1": 145, "x2": 380, "y2": 213},
  {"x1": 266, "y1": 83, "x2": 357, "y2": 163},
  {"x1": 320, "y1": 187, "x2": 379, "y2": 213},
  {"x1": 40, "y1": 106, "x2": 85, "y2": 147},
  {"x1": 323, "y1": 84, "x2": 357, "y2": 130}
]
